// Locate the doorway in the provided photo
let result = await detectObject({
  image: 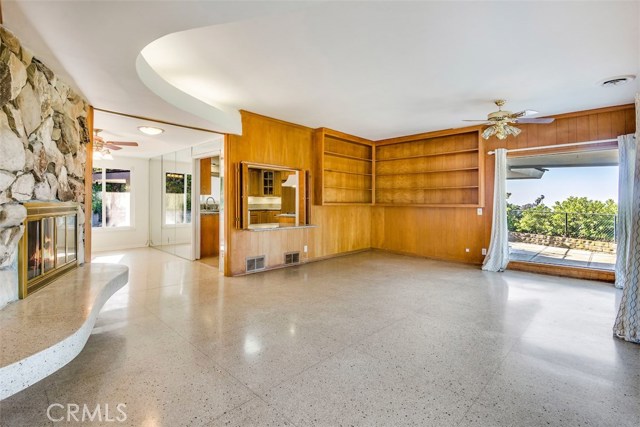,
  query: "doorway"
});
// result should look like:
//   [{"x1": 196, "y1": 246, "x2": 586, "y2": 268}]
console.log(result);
[
  {"x1": 197, "y1": 155, "x2": 222, "y2": 269},
  {"x1": 506, "y1": 149, "x2": 618, "y2": 271}
]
